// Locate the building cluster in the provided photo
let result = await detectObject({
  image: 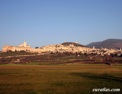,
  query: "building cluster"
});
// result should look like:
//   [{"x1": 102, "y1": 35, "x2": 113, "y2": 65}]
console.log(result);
[
  {"x1": 2, "y1": 42, "x2": 31, "y2": 52},
  {"x1": 2, "y1": 41, "x2": 122, "y2": 56}
]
